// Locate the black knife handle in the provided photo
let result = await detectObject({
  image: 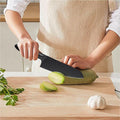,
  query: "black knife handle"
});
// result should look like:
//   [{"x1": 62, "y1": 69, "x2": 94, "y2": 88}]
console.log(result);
[
  {"x1": 15, "y1": 44, "x2": 46, "y2": 61},
  {"x1": 15, "y1": 44, "x2": 20, "y2": 51},
  {"x1": 115, "y1": 89, "x2": 120, "y2": 93},
  {"x1": 38, "y1": 52, "x2": 46, "y2": 61}
]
